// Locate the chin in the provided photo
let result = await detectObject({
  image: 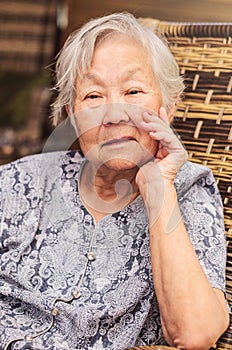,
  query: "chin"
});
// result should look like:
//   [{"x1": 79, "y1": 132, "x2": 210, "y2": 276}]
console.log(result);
[
  {"x1": 102, "y1": 158, "x2": 139, "y2": 172},
  {"x1": 98, "y1": 148, "x2": 155, "y2": 172}
]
